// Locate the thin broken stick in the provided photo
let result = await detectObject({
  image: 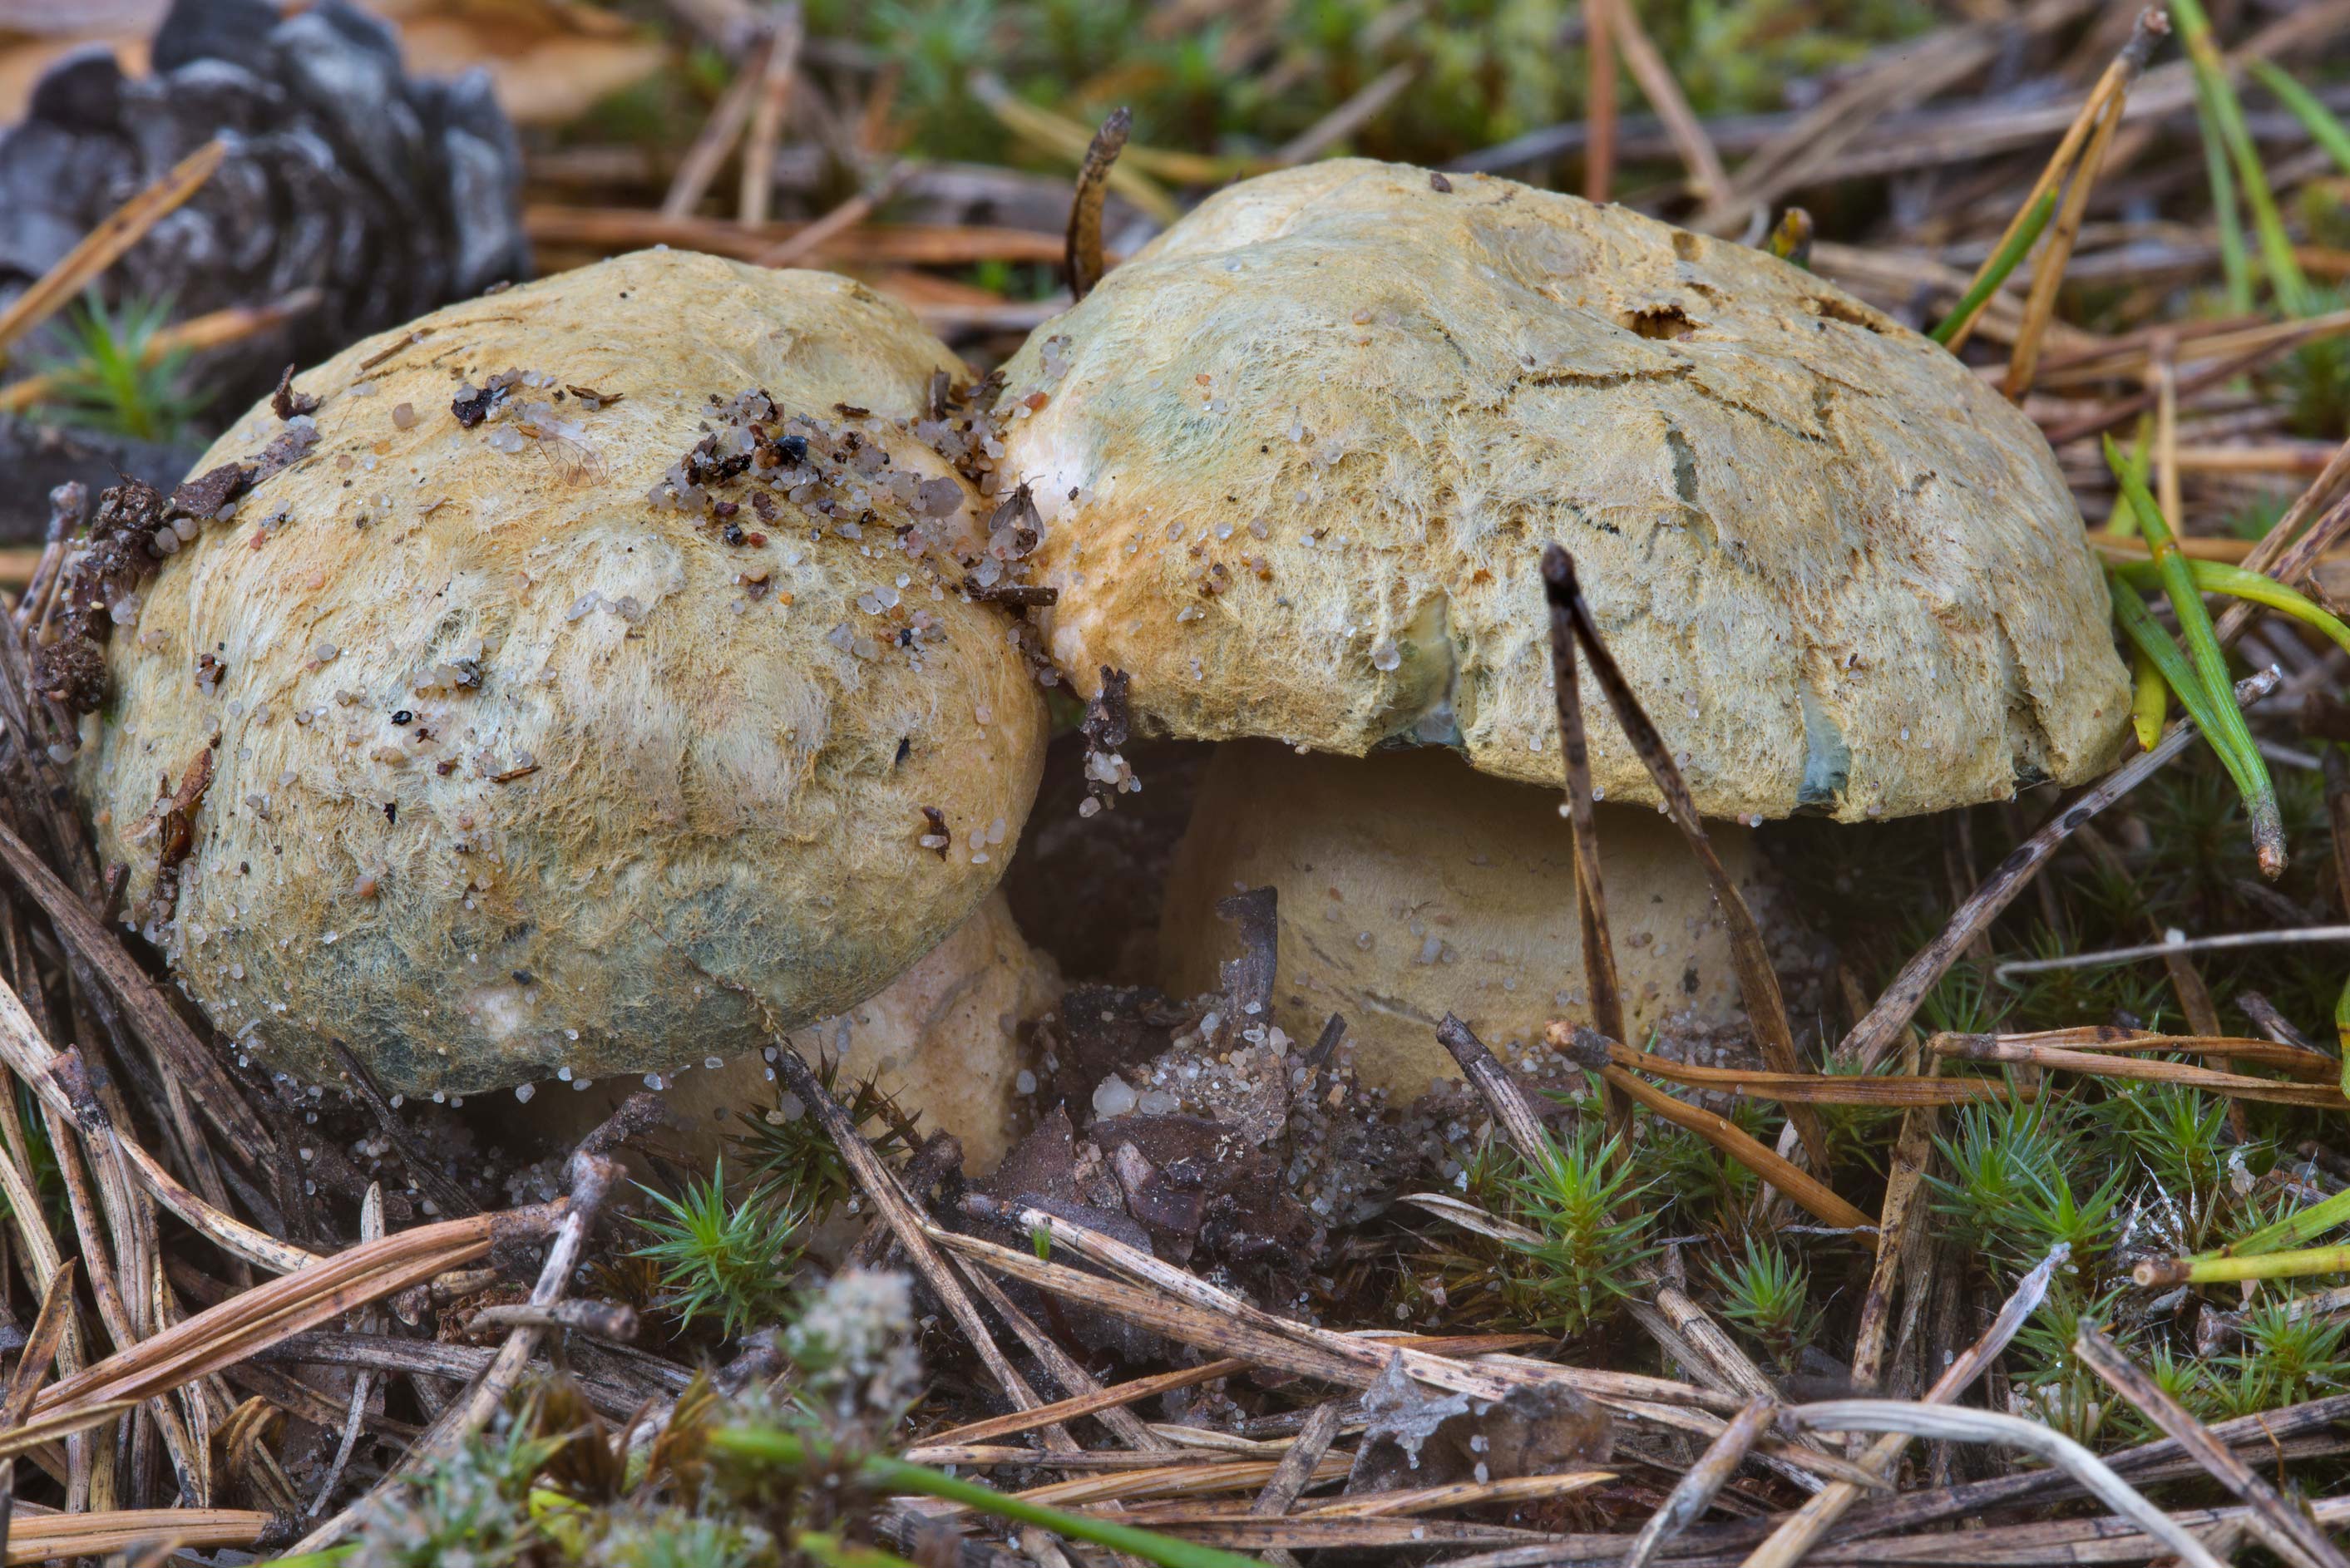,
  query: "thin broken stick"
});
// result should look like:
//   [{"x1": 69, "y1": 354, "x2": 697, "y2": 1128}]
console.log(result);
[
  {"x1": 1783, "y1": 1400, "x2": 2224, "y2": 1568},
  {"x1": 1066, "y1": 108, "x2": 1133, "y2": 301},
  {"x1": 1624, "y1": 1394, "x2": 1775, "y2": 1568},
  {"x1": 1247, "y1": 1399, "x2": 1345, "y2": 1568},
  {"x1": 1735, "y1": 1246, "x2": 2069, "y2": 1568},
  {"x1": 0, "y1": 141, "x2": 225, "y2": 361},
  {"x1": 2076, "y1": 1320, "x2": 2349, "y2": 1568},
  {"x1": 2002, "y1": 9, "x2": 2170, "y2": 394},
  {"x1": 1540, "y1": 547, "x2": 1628, "y2": 1134},
  {"x1": 1543, "y1": 545, "x2": 1827, "y2": 1167},
  {"x1": 1944, "y1": 9, "x2": 2168, "y2": 355},
  {"x1": 290, "y1": 1120, "x2": 638, "y2": 1553},
  {"x1": 1839, "y1": 667, "x2": 2282, "y2": 1072}
]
